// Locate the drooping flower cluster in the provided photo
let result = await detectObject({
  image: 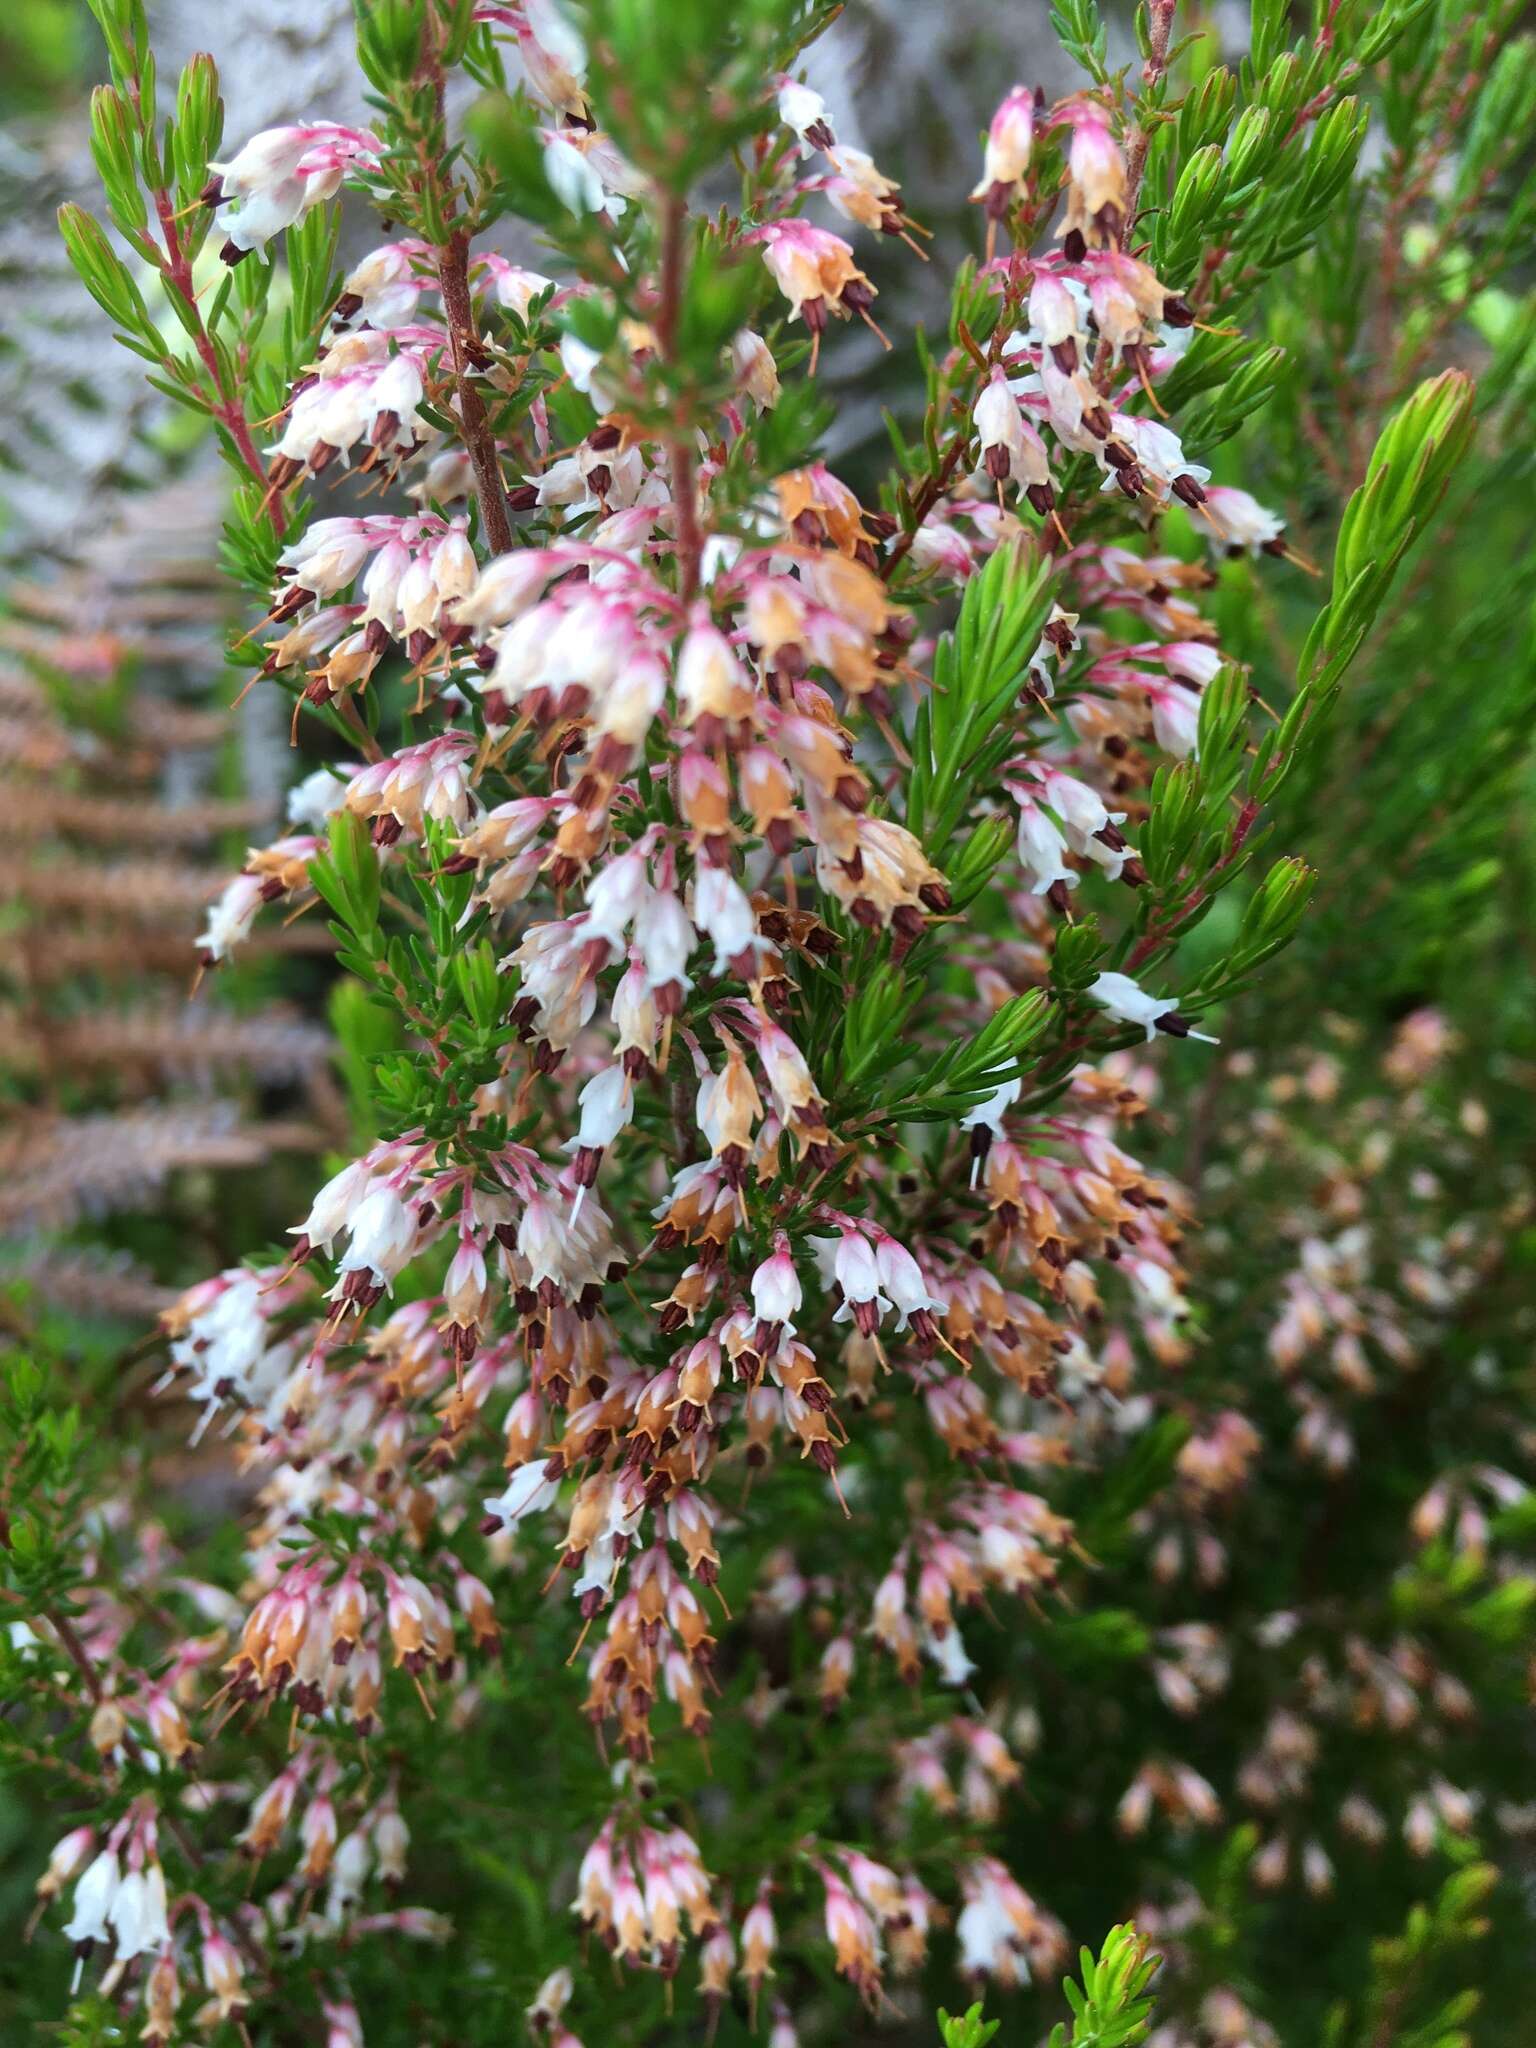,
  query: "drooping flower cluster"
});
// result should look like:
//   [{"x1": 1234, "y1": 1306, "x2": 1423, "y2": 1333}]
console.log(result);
[{"x1": 38, "y1": 1, "x2": 1464, "y2": 2041}]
